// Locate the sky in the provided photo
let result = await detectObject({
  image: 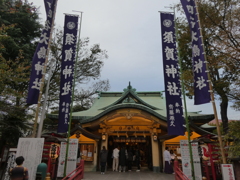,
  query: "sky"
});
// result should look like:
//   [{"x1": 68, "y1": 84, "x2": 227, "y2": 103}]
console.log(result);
[{"x1": 31, "y1": 0, "x2": 240, "y2": 120}]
